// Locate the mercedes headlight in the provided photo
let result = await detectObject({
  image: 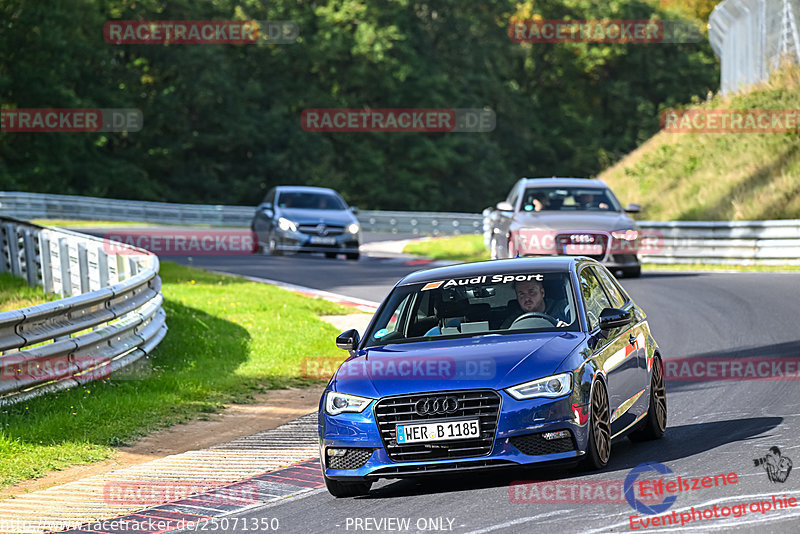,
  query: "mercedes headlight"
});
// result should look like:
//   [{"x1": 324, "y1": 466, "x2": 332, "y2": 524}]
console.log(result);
[
  {"x1": 347, "y1": 223, "x2": 360, "y2": 234},
  {"x1": 506, "y1": 373, "x2": 573, "y2": 400},
  {"x1": 278, "y1": 217, "x2": 297, "y2": 232},
  {"x1": 611, "y1": 230, "x2": 638, "y2": 241},
  {"x1": 325, "y1": 391, "x2": 372, "y2": 415}
]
